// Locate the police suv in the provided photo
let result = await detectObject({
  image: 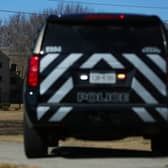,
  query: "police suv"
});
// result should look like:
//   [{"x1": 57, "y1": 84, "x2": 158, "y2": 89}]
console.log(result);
[{"x1": 24, "y1": 13, "x2": 168, "y2": 158}]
